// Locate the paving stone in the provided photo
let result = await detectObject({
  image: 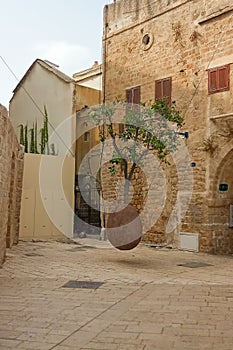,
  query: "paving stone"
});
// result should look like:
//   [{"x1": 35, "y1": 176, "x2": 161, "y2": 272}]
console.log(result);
[{"x1": 0, "y1": 241, "x2": 233, "y2": 349}]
